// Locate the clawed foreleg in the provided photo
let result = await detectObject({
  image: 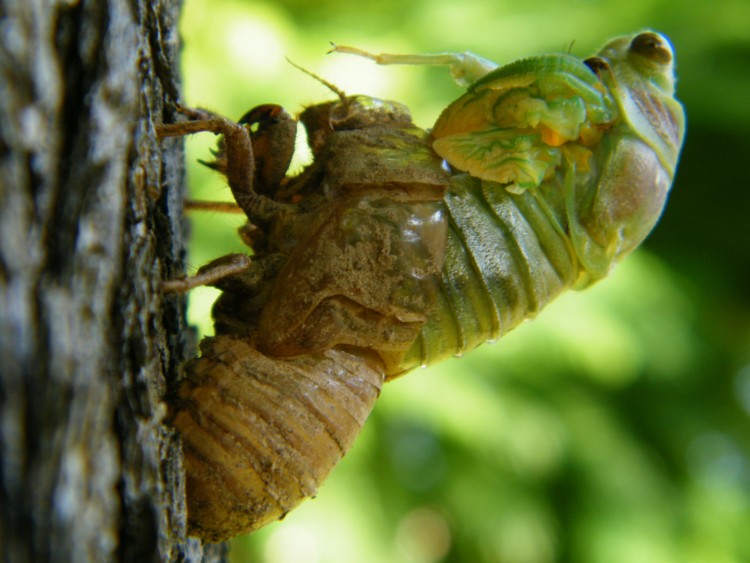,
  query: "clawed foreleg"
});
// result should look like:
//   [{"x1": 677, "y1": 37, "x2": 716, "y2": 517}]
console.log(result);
[
  {"x1": 156, "y1": 106, "x2": 294, "y2": 225},
  {"x1": 161, "y1": 253, "x2": 252, "y2": 293}
]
